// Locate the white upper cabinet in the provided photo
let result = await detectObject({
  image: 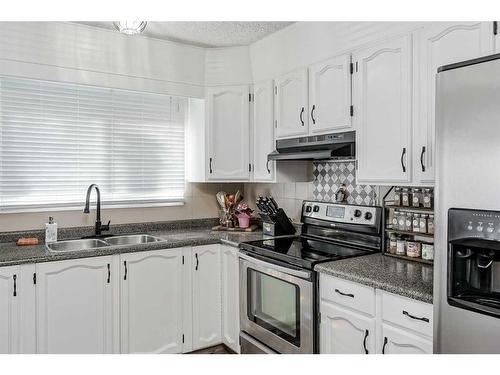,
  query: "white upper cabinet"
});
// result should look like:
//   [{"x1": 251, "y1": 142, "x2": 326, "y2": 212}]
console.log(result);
[
  {"x1": 120, "y1": 249, "x2": 184, "y2": 354},
  {"x1": 36, "y1": 257, "x2": 118, "y2": 354},
  {"x1": 207, "y1": 85, "x2": 250, "y2": 180},
  {"x1": 308, "y1": 54, "x2": 352, "y2": 134},
  {"x1": 414, "y1": 22, "x2": 495, "y2": 184},
  {"x1": 252, "y1": 80, "x2": 275, "y2": 181},
  {"x1": 0, "y1": 266, "x2": 19, "y2": 354},
  {"x1": 354, "y1": 34, "x2": 413, "y2": 185},
  {"x1": 274, "y1": 68, "x2": 309, "y2": 139},
  {"x1": 191, "y1": 245, "x2": 222, "y2": 351}
]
